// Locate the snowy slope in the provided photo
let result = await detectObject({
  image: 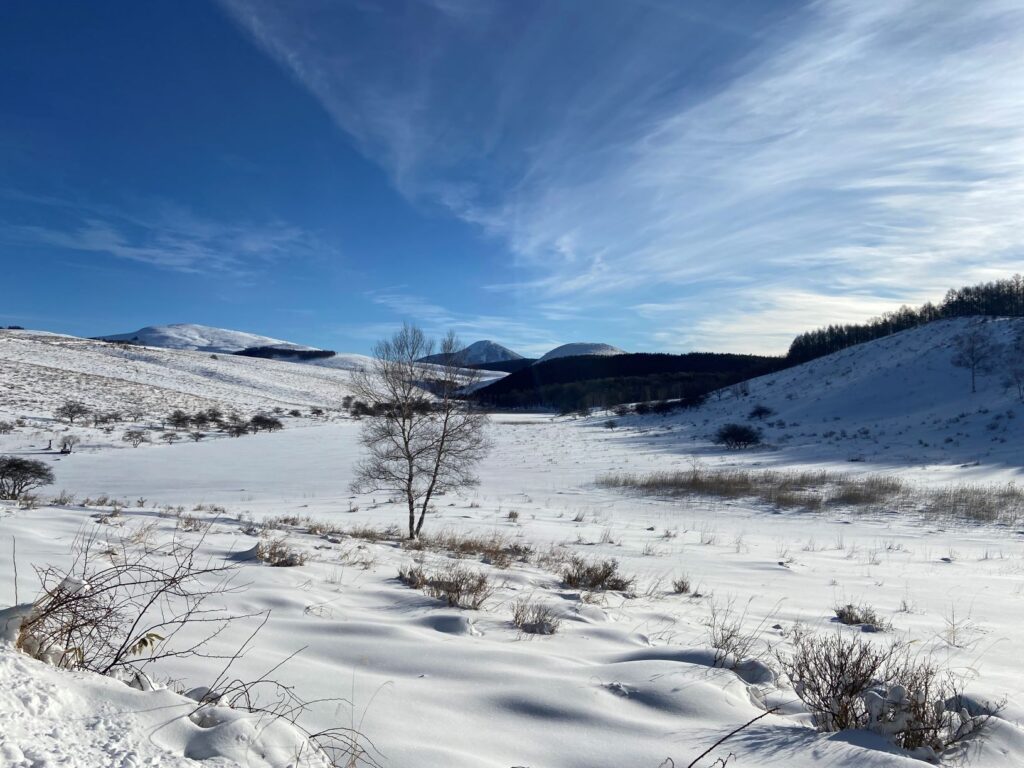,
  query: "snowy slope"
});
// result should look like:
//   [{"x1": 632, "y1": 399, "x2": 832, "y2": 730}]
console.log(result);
[
  {"x1": 0, "y1": 329, "x2": 362, "y2": 419},
  {"x1": 537, "y1": 342, "x2": 625, "y2": 363},
  {"x1": 99, "y1": 323, "x2": 318, "y2": 353},
  {"x1": 624, "y1": 316, "x2": 1024, "y2": 469}
]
